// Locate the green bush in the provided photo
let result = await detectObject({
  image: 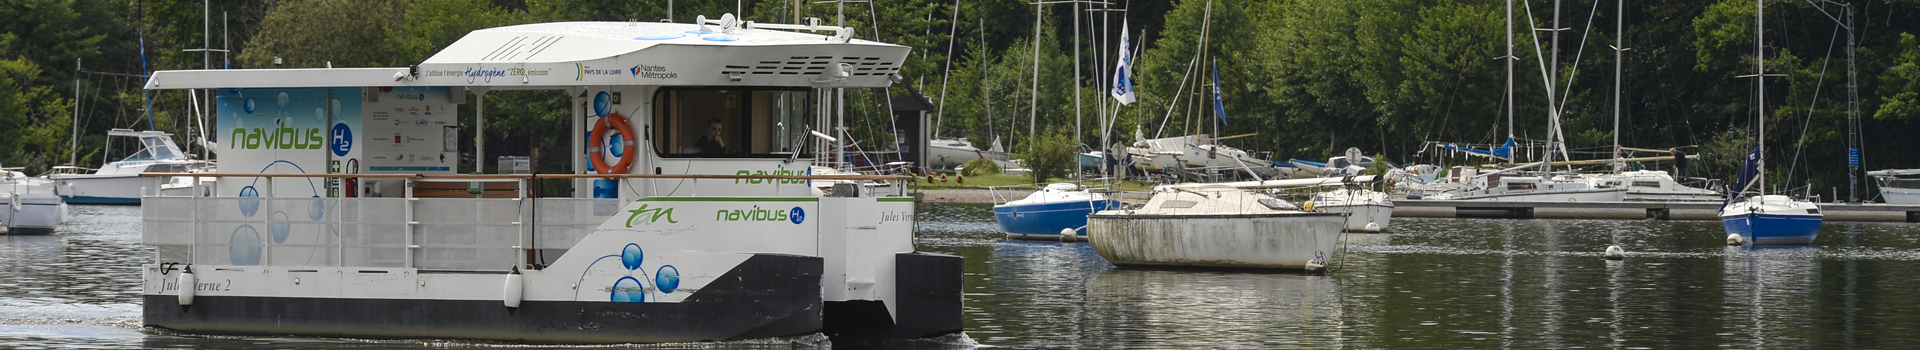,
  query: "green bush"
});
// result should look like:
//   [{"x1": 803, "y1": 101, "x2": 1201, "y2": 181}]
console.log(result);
[
  {"x1": 962, "y1": 157, "x2": 1001, "y2": 176},
  {"x1": 1017, "y1": 126, "x2": 1076, "y2": 184}
]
